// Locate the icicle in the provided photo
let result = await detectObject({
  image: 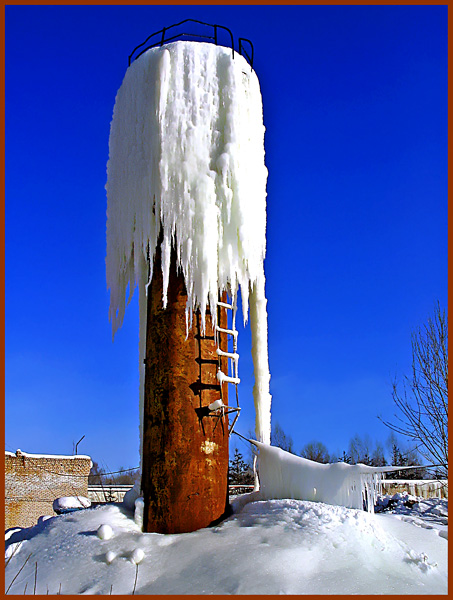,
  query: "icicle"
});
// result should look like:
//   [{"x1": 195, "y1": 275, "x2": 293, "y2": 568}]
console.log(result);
[
  {"x1": 250, "y1": 268, "x2": 272, "y2": 445},
  {"x1": 106, "y1": 41, "x2": 271, "y2": 463}
]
